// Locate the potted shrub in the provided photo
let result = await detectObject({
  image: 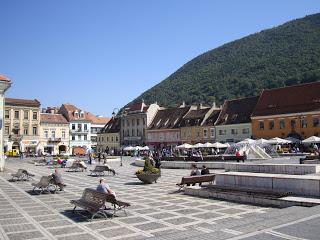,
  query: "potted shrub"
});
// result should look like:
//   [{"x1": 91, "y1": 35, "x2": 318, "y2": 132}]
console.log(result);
[{"x1": 135, "y1": 158, "x2": 160, "y2": 184}]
